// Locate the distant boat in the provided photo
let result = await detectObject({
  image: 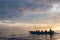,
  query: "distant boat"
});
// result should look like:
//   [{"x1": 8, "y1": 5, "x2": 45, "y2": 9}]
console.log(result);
[
  {"x1": 29, "y1": 29, "x2": 54, "y2": 35},
  {"x1": 29, "y1": 26, "x2": 54, "y2": 35}
]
